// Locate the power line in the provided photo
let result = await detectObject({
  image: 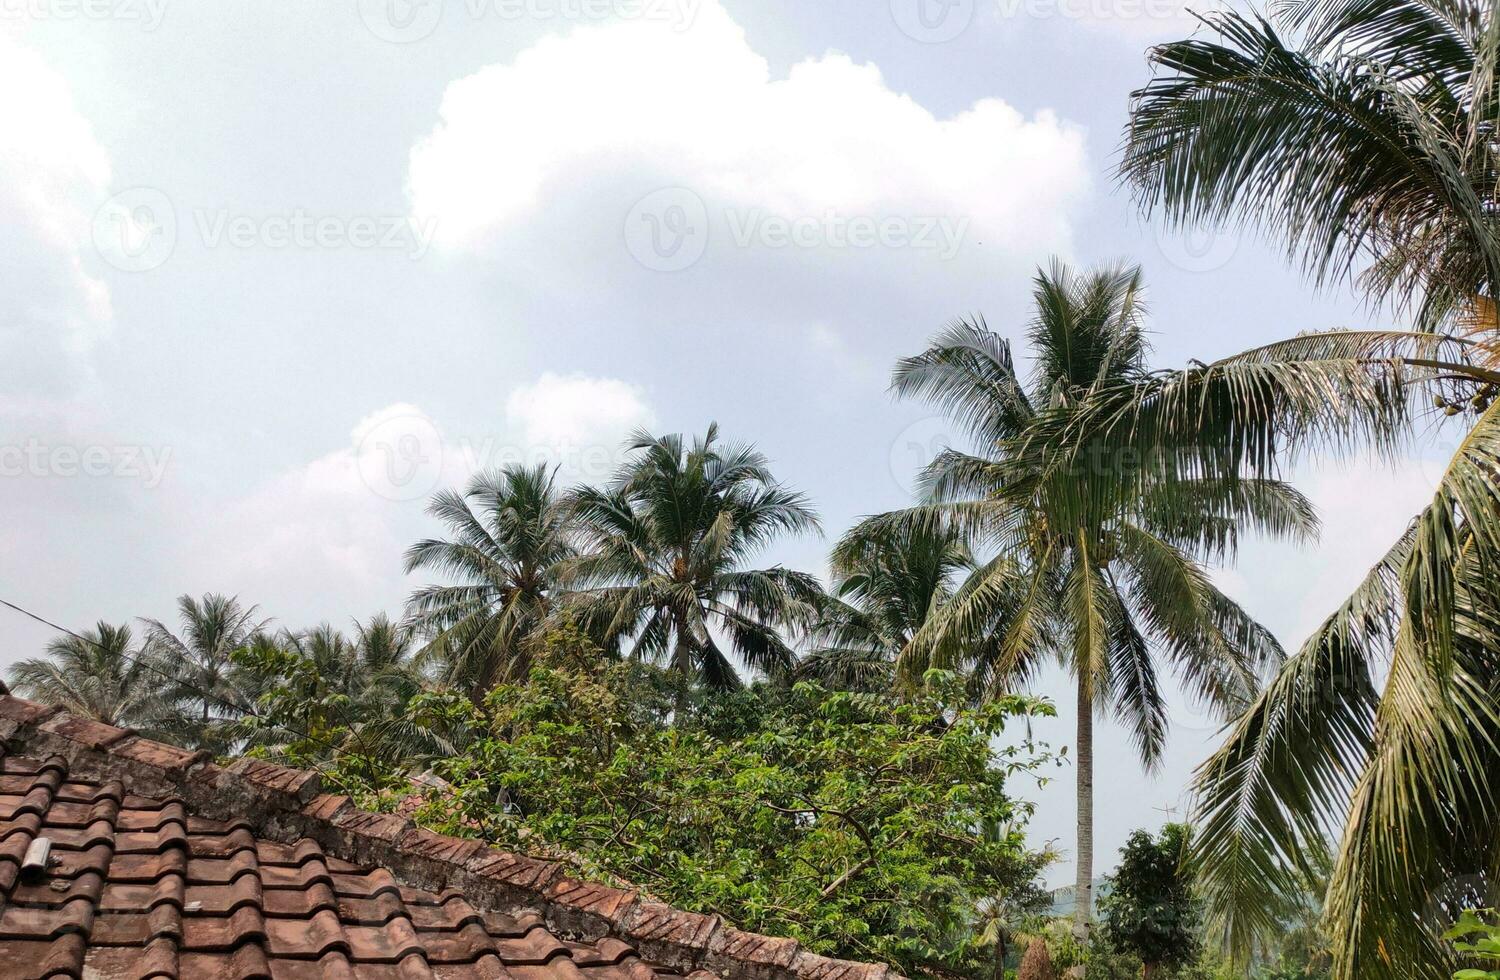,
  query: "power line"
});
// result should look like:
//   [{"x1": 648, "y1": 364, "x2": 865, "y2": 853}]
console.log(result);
[{"x1": 0, "y1": 595, "x2": 356, "y2": 765}]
